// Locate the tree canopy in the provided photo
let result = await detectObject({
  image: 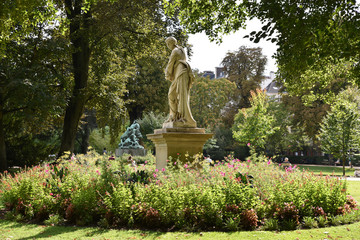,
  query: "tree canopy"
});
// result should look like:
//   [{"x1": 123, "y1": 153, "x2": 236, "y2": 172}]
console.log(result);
[
  {"x1": 0, "y1": 0, "x2": 187, "y2": 170},
  {"x1": 165, "y1": 0, "x2": 360, "y2": 100},
  {"x1": 319, "y1": 87, "x2": 360, "y2": 176},
  {"x1": 222, "y1": 46, "x2": 267, "y2": 109},
  {"x1": 190, "y1": 75, "x2": 236, "y2": 130},
  {"x1": 233, "y1": 89, "x2": 277, "y2": 153}
]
